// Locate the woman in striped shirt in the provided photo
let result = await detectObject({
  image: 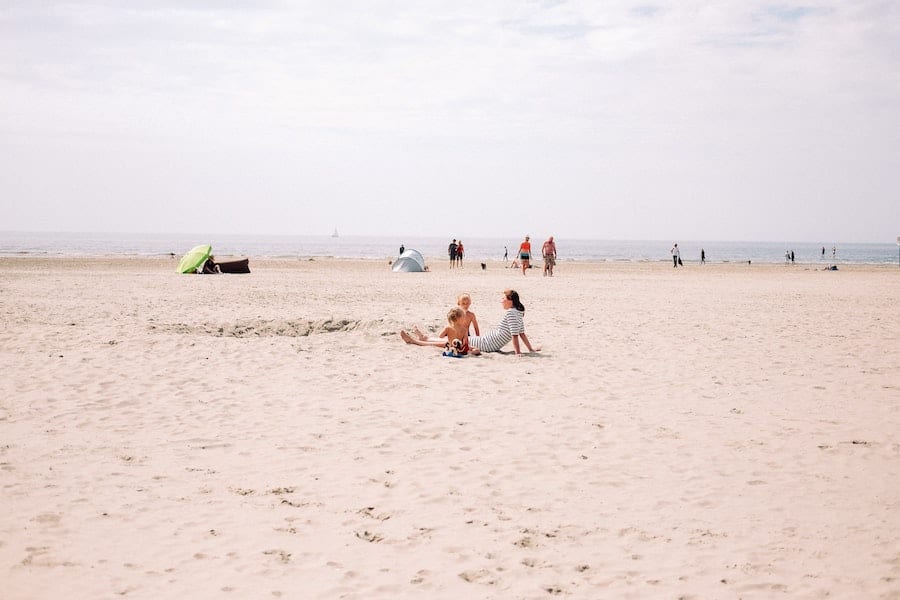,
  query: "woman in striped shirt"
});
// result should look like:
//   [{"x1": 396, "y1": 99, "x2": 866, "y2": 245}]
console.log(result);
[{"x1": 469, "y1": 289, "x2": 541, "y2": 355}]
